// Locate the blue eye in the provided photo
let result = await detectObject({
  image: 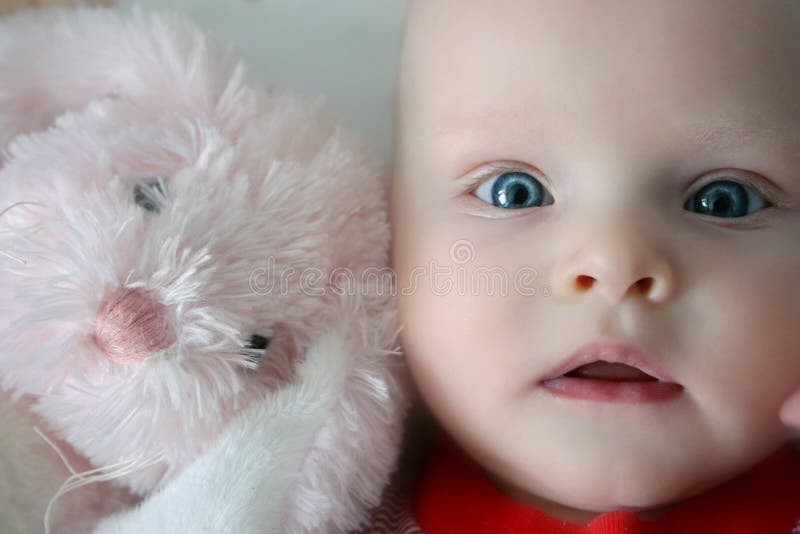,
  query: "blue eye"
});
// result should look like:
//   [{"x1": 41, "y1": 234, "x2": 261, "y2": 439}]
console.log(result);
[
  {"x1": 474, "y1": 171, "x2": 553, "y2": 209},
  {"x1": 684, "y1": 179, "x2": 767, "y2": 218}
]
